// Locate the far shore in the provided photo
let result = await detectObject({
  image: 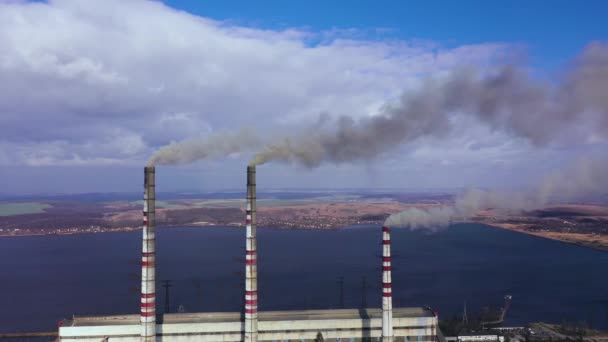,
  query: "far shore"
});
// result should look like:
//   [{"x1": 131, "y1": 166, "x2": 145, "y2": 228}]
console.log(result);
[
  {"x1": 0, "y1": 222, "x2": 344, "y2": 237},
  {"x1": 485, "y1": 222, "x2": 608, "y2": 252},
  {"x1": 3, "y1": 222, "x2": 608, "y2": 254}
]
